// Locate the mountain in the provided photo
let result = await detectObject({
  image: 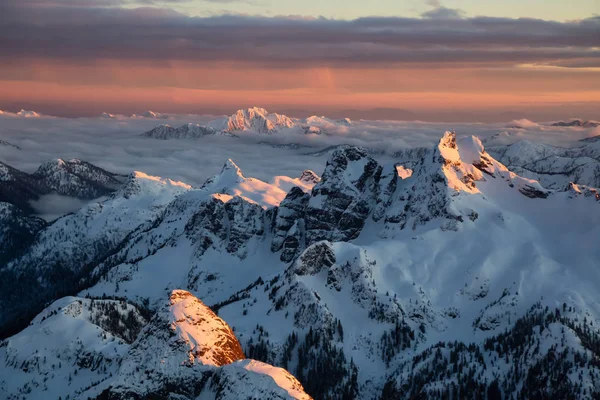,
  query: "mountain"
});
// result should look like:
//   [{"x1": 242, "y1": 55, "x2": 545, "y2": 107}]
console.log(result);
[
  {"x1": 0, "y1": 170, "x2": 191, "y2": 338},
  {"x1": 304, "y1": 144, "x2": 385, "y2": 157},
  {"x1": 0, "y1": 161, "x2": 51, "y2": 213},
  {"x1": 486, "y1": 138, "x2": 600, "y2": 189},
  {"x1": 32, "y1": 158, "x2": 125, "y2": 199},
  {"x1": 0, "y1": 202, "x2": 46, "y2": 264},
  {"x1": 0, "y1": 290, "x2": 311, "y2": 399},
  {"x1": 0, "y1": 159, "x2": 126, "y2": 214},
  {"x1": 142, "y1": 107, "x2": 356, "y2": 139},
  {"x1": 2, "y1": 132, "x2": 600, "y2": 399},
  {"x1": 132, "y1": 110, "x2": 169, "y2": 119},
  {"x1": 210, "y1": 107, "x2": 296, "y2": 134},
  {"x1": 141, "y1": 123, "x2": 230, "y2": 140},
  {"x1": 16, "y1": 110, "x2": 41, "y2": 118},
  {"x1": 200, "y1": 159, "x2": 290, "y2": 207},
  {"x1": 551, "y1": 119, "x2": 599, "y2": 127}
]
